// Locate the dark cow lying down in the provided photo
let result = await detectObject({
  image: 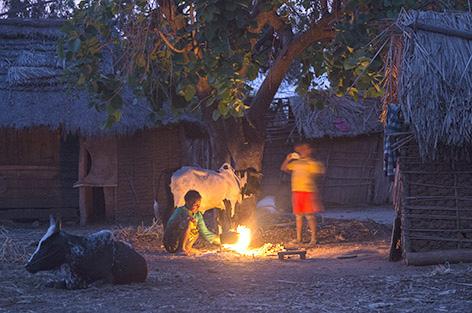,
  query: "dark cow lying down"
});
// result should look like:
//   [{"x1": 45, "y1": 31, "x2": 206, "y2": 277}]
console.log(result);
[{"x1": 25, "y1": 216, "x2": 148, "y2": 289}]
